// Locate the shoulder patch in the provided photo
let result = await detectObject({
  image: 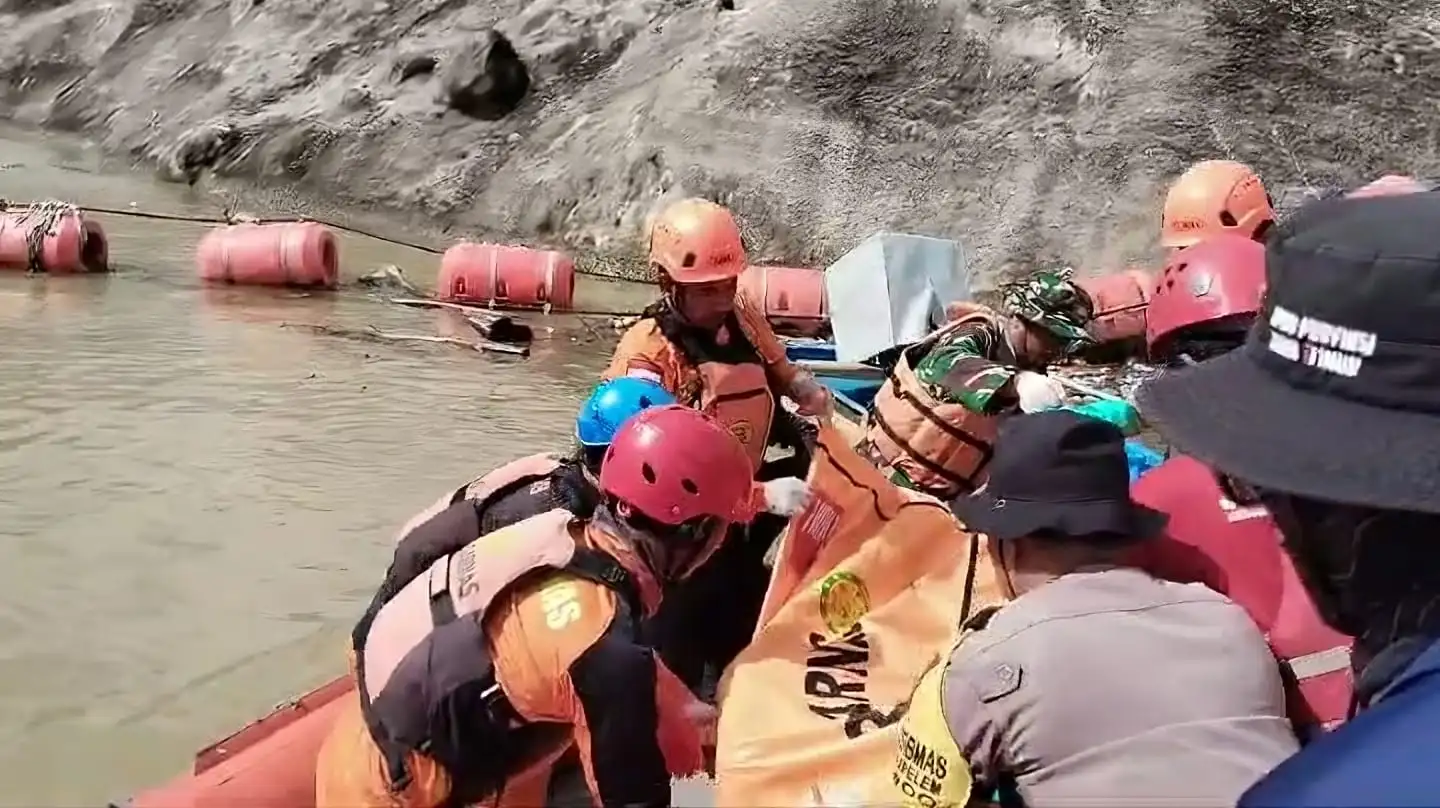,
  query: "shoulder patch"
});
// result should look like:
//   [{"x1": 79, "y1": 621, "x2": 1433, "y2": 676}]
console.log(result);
[{"x1": 975, "y1": 661, "x2": 1023, "y2": 704}]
